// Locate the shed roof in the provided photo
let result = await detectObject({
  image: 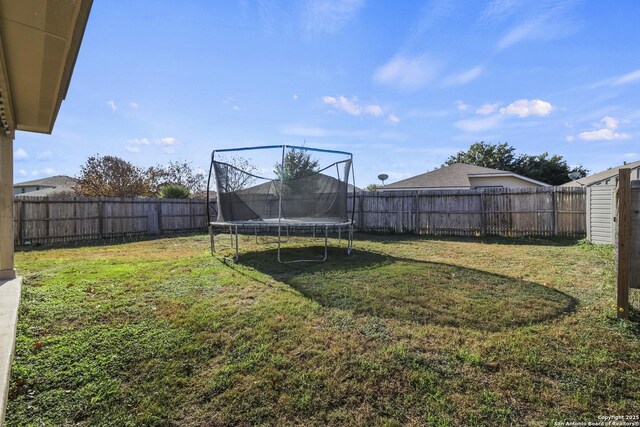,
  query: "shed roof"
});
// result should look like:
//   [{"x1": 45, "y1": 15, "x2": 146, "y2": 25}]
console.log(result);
[{"x1": 562, "y1": 160, "x2": 640, "y2": 187}]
